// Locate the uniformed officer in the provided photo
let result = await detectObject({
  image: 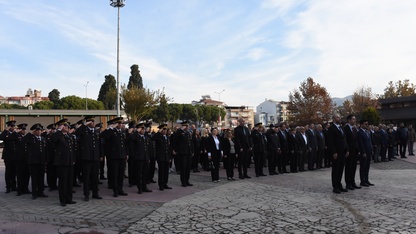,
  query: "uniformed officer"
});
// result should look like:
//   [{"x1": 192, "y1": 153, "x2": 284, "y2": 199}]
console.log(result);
[
  {"x1": 0, "y1": 120, "x2": 18, "y2": 193},
  {"x1": 101, "y1": 117, "x2": 128, "y2": 197},
  {"x1": 145, "y1": 122, "x2": 157, "y2": 184},
  {"x1": 130, "y1": 123, "x2": 152, "y2": 194},
  {"x1": 44, "y1": 123, "x2": 58, "y2": 191},
  {"x1": 75, "y1": 116, "x2": 103, "y2": 201},
  {"x1": 266, "y1": 124, "x2": 281, "y2": 175},
  {"x1": 25, "y1": 123, "x2": 48, "y2": 199},
  {"x1": 51, "y1": 118, "x2": 76, "y2": 206},
  {"x1": 152, "y1": 124, "x2": 172, "y2": 191},
  {"x1": 251, "y1": 123, "x2": 267, "y2": 177},
  {"x1": 15, "y1": 123, "x2": 31, "y2": 196},
  {"x1": 172, "y1": 121, "x2": 194, "y2": 187}
]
